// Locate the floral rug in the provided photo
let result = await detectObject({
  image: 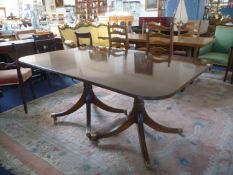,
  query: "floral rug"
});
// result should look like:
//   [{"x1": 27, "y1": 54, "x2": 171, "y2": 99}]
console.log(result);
[{"x1": 0, "y1": 72, "x2": 233, "y2": 175}]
